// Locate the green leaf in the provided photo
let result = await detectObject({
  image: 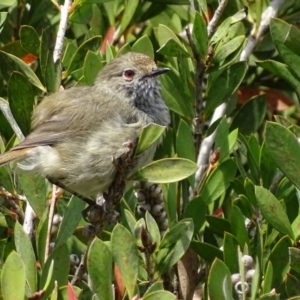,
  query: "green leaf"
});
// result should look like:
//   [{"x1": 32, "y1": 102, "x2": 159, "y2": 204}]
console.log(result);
[
  {"x1": 200, "y1": 159, "x2": 237, "y2": 204},
  {"x1": 119, "y1": 0, "x2": 139, "y2": 36},
  {"x1": 0, "y1": 12, "x2": 8, "y2": 34},
  {"x1": 142, "y1": 291, "x2": 176, "y2": 300},
  {"x1": 55, "y1": 196, "x2": 86, "y2": 247},
  {"x1": 269, "y1": 236, "x2": 291, "y2": 287},
  {"x1": 157, "y1": 24, "x2": 190, "y2": 57},
  {"x1": 69, "y1": 4, "x2": 93, "y2": 24},
  {"x1": 20, "y1": 25, "x2": 40, "y2": 56},
  {"x1": 192, "y1": 12, "x2": 208, "y2": 59},
  {"x1": 215, "y1": 117, "x2": 238, "y2": 161},
  {"x1": 223, "y1": 232, "x2": 239, "y2": 273},
  {"x1": 8, "y1": 71, "x2": 34, "y2": 135},
  {"x1": 260, "y1": 142, "x2": 277, "y2": 189},
  {"x1": 18, "y1": 174, "x2": 47, "y2": 219},
  {"x1": 270, "y1": 19, "x2": 300, "y2": 81},
  {"x1": 176, "y1": 119, "x2": 195, "y2": 162},
  {"x1": 263, "y1": 261, "x2": 273, "y2": 294},
  {"x1": 88, "y1": 238, "x2": 113, "y2": 300},
  {"x1": 156, "y1": 219, "x2": 193, "y2": 275},
  {"x1": 0, "y1": 50, "x2": 45, "y2": 91},
  {"x1": 265, "y1": 122, "x2": 300, "y2": 190},
  {"x1": 230, "y1": 95, "x2": 267, "y2": 135},
  {"x1": 135, "y1": 124, "x2": 166, "y2": 156},
  {"x1": 230, "y1": 205, "x2": 249, "y2": 248},
  {"x1": 256, "y1": 60, "x2": 300, "y2": 100},
  {"x1": 205, "y1": 61, "x2": 247, "y2": 115},
  {"x1": 66, "y1": 36, "x2": 102, "y2": 77},
  {"x1": 160, "y1": 74, "x2": 194, "y2": 119},
  {"x1": 130, "y1": 158, "x2": 197, "y2": 183},
  {"x1": 132, "y1": 35, "x2": 154, "y2": 59},
  {"x1": 213, "y1": 36, "x2": 245, "y2": 64},
  {"x1": 208, "y1": 258, "x2": 234, "y2": 300},
  {"x1": 83, "y1": 51, "x2": 102, "y2": 85},
  {"x1": 14, "y1": 222, "x2": 37, "y2": 297},
  {"x1": 0, "y1": 0, "x2": 16, "y2": 6},
  {"x1": 255, "y1": 186, "x2": 294, "y2": 239},
  {"x1": 111, "y1": 224, "x2": 139, "y2": 299},
  {"x1": 145, "y1": 211, "x2": 161, "y2": 246},
  {"x1": 45, "y1": 54, "x2": 62, "y2": 94},
  {"x1": 191, "y1": 241, "x2": 223, "y2": 263},
  {"x1": 183, "y1": 195, "x2": 206, "y2": 233},
  {"x1": 144, "y1": 282, "x2": 164, "y2": 296},
  {"x1": 289, "y1": 247, "x2": 300, "y2": 273},
  {"x1": 285, "y1": 273, "x2": 300, "y2": 298},
  {"x1": 1, "y1": 251, "x2": 26, "y2": 300},
  {"x1": 40, "y1": 243, "x2": 70, "y2": 298}
]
